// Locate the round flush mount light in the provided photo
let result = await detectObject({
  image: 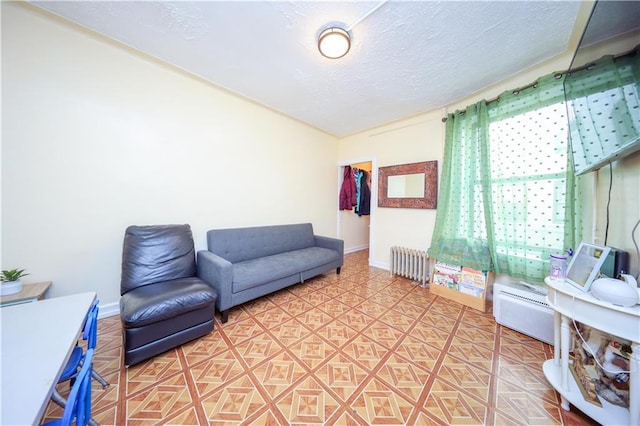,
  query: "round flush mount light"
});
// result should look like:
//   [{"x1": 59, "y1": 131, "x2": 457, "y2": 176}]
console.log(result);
[{"x1": 318, "y1": 27, "x2": 351, "y2": 59}]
